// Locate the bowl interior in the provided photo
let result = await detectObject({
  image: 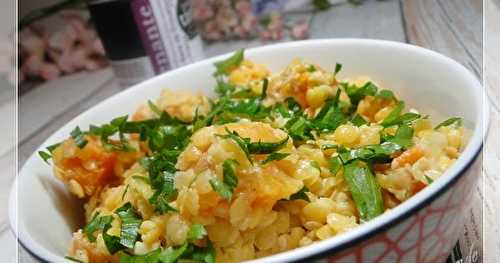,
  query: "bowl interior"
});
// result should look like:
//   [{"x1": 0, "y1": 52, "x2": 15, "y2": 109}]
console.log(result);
[{"x1": 13, "y1": 39, "x2": 483, "y2": 263}]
